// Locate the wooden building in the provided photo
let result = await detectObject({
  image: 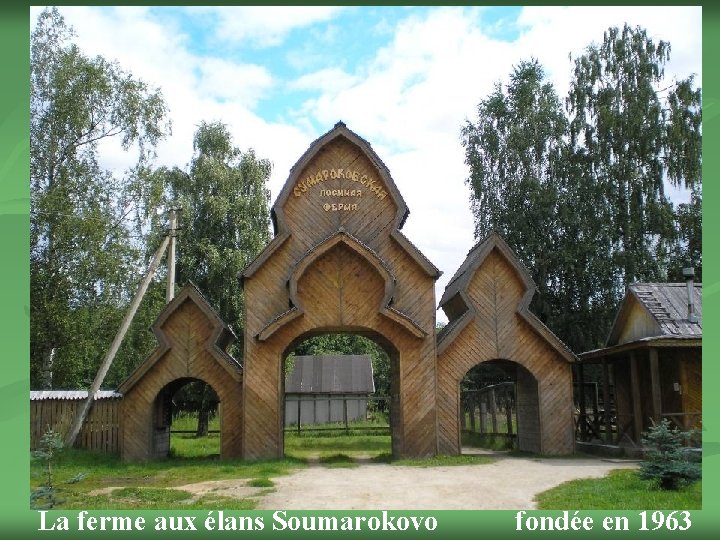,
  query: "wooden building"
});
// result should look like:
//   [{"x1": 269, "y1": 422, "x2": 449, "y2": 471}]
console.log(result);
[
  {"x1": 118, "y1": 284, "x2": 244, "y2": 461},
  {"x1": 284, "y1": 355, "x2": 374, "y2": 426},
  {"x1": 436, "y1": 233, "x2": 577, "y2": 455},
  {"x1": 579, "y1": 276, "x2": 702, "y2": 447}
]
